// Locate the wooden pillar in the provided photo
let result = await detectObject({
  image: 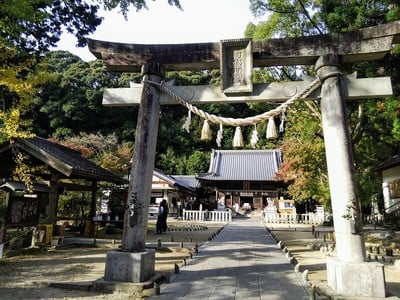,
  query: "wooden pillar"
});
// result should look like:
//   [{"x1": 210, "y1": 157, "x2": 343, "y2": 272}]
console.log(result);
[
  {"x1": 121, "y1": 62, "x2": 165, "y2": 252},
  {"x1": 316, "y1": 53, "x2": 365, "y2": 263},
  {"x1": 89, "y1": 181, "x2": 97, "y2": 237},
  {"x1": 89, "y1": 181, "x2": 97, "y2": 220},
  {"x1": 48, "y1": 172, "x2": 59, "y2": 226}
]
